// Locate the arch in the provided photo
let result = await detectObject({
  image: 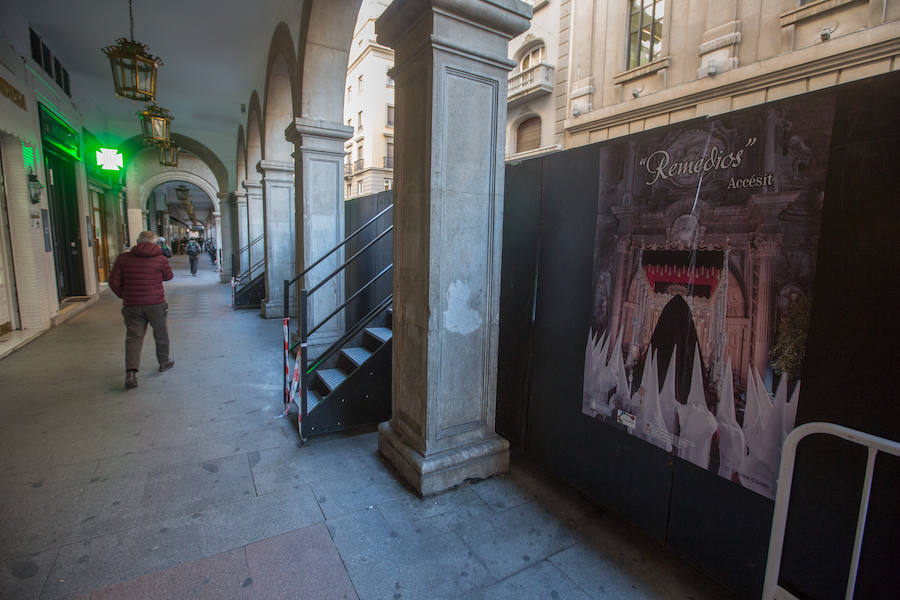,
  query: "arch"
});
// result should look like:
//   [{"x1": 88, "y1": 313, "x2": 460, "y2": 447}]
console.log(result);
[
  {"x1": 245, "y1": 91, "x2": 263, "y2": 182},
  {"x1": 119, "y1": 133, "x2": 229, "y2": 196},
  {"x1": 514, "y1": 38, "x2": 546, "y2": 67},
  {"x1": 236, "y1": 125, "x2": 247, "y2": 186},
  {"x1": 137, "y1": 168, "x2": 220, "y2": 214},
  {"x1": 263, "y1": 23, "x2": 300, "y2": 162},
  {"x1": 297, "y1": 0, "x2": 362, "y2": 123}
]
